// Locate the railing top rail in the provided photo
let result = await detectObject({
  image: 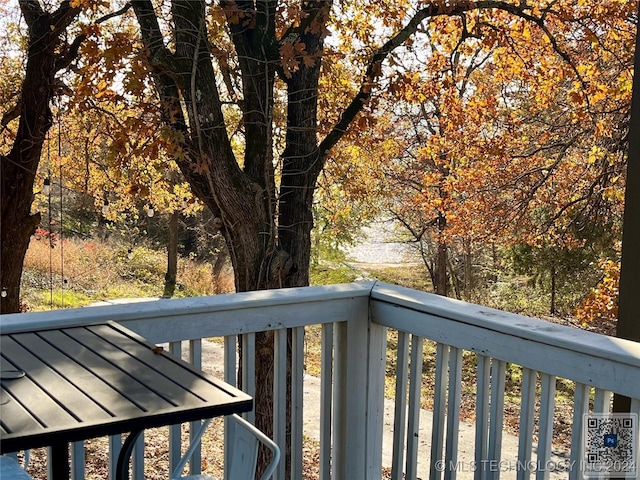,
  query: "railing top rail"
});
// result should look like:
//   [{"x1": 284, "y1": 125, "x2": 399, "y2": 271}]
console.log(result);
[
  {"x1": 0, "y1": 282, "x2": 375, "y2": 338},
  {"x1": 3, "y1": 281, "x2": 638, "y2": 385},
  {"x1": 371, "y1": 282, "x2": 640, "y2": 371}
]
